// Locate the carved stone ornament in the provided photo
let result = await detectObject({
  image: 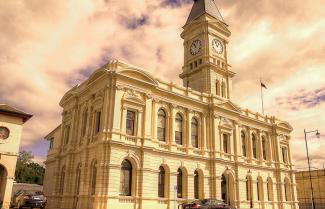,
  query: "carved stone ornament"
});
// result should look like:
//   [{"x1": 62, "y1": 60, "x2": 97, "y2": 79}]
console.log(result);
[{"x1": 123, "y1": 89, "x2": 145, "y2": 104}]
